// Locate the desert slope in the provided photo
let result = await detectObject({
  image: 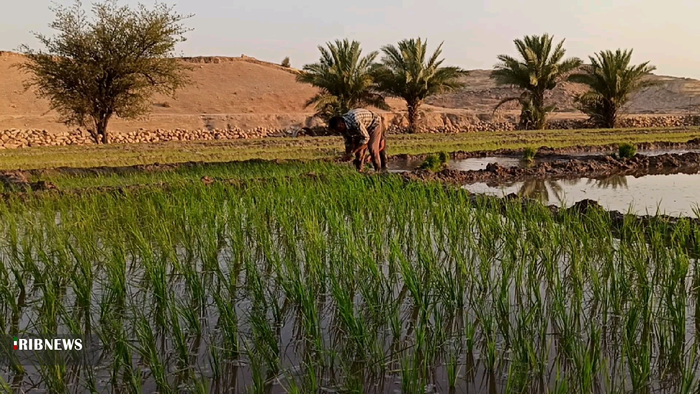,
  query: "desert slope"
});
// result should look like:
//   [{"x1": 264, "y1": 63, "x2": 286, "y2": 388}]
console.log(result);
[
  {"x1": 2, "y1": 51, "x2": 700, "y2": 133},
  {"x1": 427, "y1": 70, "x2": 700, "y2": 114}
]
